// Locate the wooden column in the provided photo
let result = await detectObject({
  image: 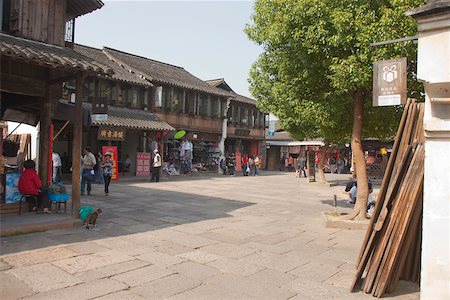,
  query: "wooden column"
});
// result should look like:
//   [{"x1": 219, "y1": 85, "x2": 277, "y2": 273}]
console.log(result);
[
  {"x1": 71, "y1": 74, "x2": 84, "y2": 218},
  {"x1": 38, "y1": 85, "x2": 52, "y2": 188}
]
